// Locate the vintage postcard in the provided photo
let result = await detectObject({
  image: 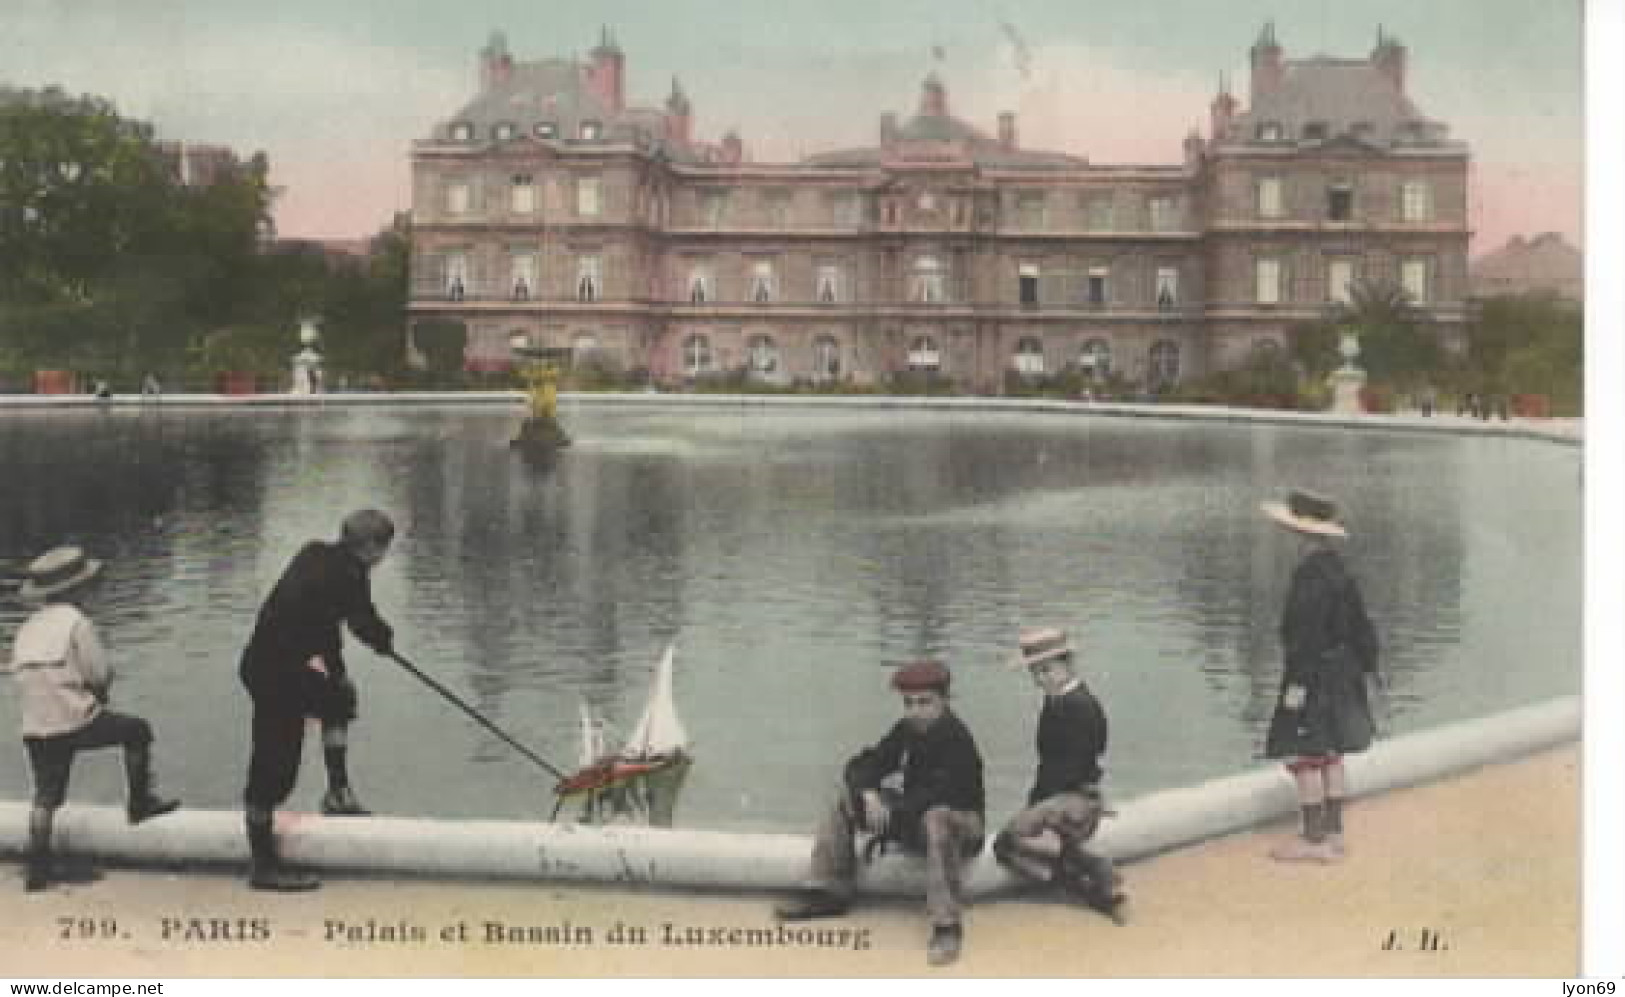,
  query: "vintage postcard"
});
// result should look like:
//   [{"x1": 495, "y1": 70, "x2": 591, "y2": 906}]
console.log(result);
[{"x1": 0, "y1": 0, "x2": 1598, "y2": 981}]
